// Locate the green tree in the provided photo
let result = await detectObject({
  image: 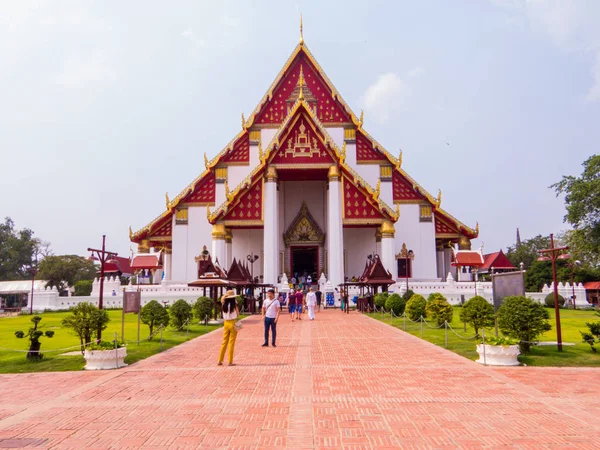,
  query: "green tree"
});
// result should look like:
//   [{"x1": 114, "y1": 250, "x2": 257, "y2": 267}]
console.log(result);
[
  {"x1": 497, "y1": 296, "x2": 551, "y2": 352},
  {"x1": 552, "y1": 155, "x2": 600, "y2": 263},
  {"x1": 0, "y1": 217, "x2": 42, "y2": 281},
  {"x1": 544, "y1": 293, "x2": 565, "y2": 308},
  {"x1": 374, "y1": 292, "x2": 388, "y2": 310},
  {"x1": 384, "y1": 293, "x2": 406, "y2": 316},
  {"x1": 459, "y1": 296, "x2": 495, "y2": 337},
  {"x1": 73, "y1": 280, "x2": 93, "y2": 296},
  {"x1": 193, "y1": 297, "x2": 213, "y2": 324},
  {"x1": 15, "y1": 315, "x2": 54, "y2": 359},
  {"x1": 140, "y1": 300, "x2": 170, "y2": 339},
  {"x1": 425, "y1": 297, "x2": 453, "y2": 326},
  {"x1": 61, "y1": 302, "x2": 110, "y2": 353},
  {"x1": 170, "y1": 299, "x2": 193, "y2": 329},
  {"x1": 405, "y1": 294, "x2": 427, "y2": 321},
  {"x1": 506, "y1": 234, "x2": 550, "y2": 270},
  {"x1": 36, "y1": 255, "x2": 96, "y2": 293}
]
